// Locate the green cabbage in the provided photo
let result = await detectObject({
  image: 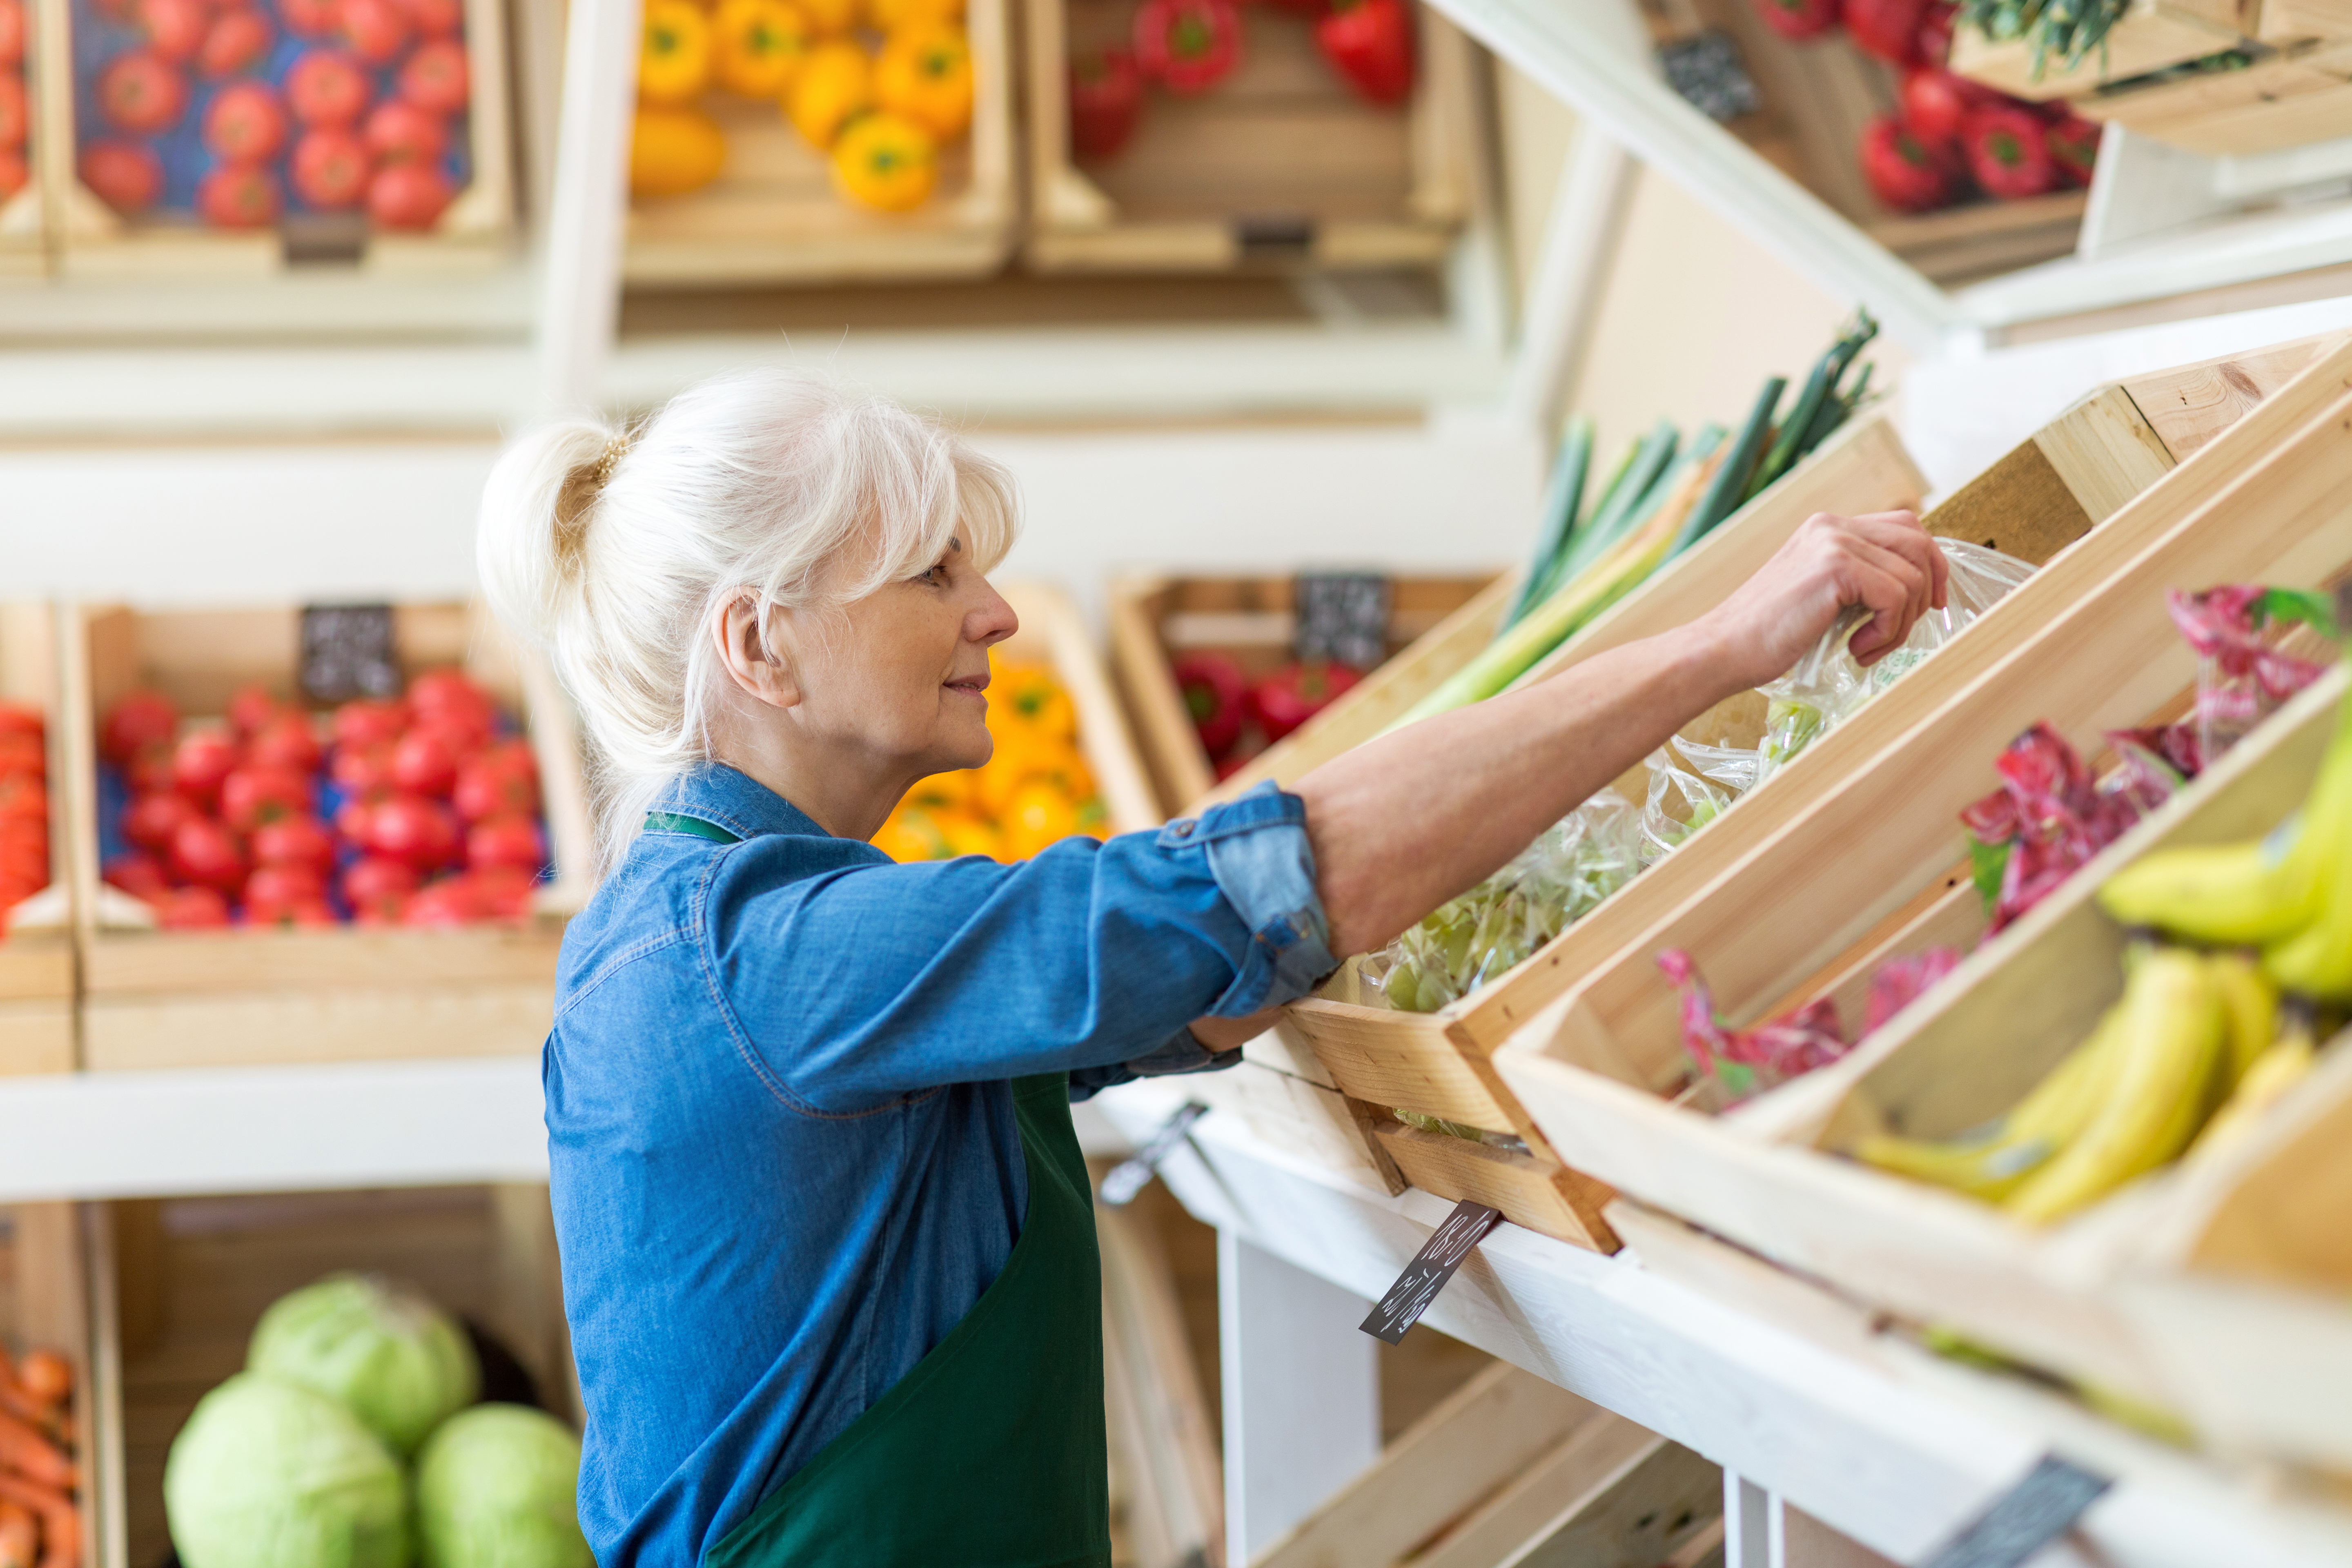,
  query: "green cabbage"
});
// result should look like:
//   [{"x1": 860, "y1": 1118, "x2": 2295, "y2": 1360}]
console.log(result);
[
  {"x1": 165, "y1": 1373, "x2": 410, "y2": 1568},
  {"x1": 247, "y1": 1274, "x2": 480, "y2": 1457},
  {"x1": 415, "y1": 1405, "x2": 591, "y2": 1568}
]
